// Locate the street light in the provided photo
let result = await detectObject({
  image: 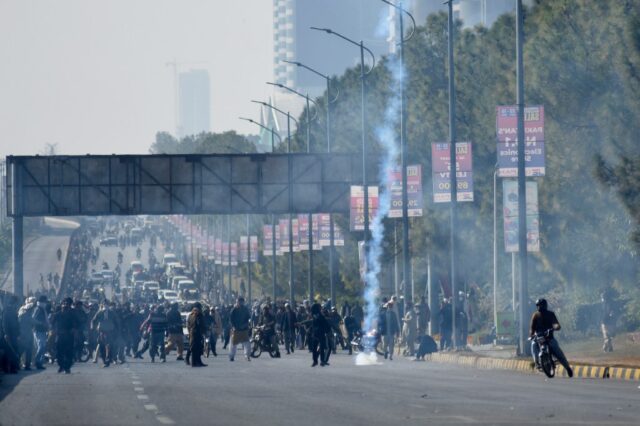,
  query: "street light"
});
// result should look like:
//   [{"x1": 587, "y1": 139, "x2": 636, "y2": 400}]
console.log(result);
[
  {"x1": 310, "y1": 25, "x2": 376, "y2": 286},
  {"x1": 381, "y1": 0, "x2": 416, "y2": 304},
  {"x1": 282, "y1": 59, "x2": 340, "y2": 305},
  {"x1": 239, "y1": 117, "x2": 284, "y2": 304},
  {"x1": 267, "y1": 80, "x2": 319, "y2": 303},
  {"x1": 252, "y1": 99, "x2": 299, "y2": 304}
]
